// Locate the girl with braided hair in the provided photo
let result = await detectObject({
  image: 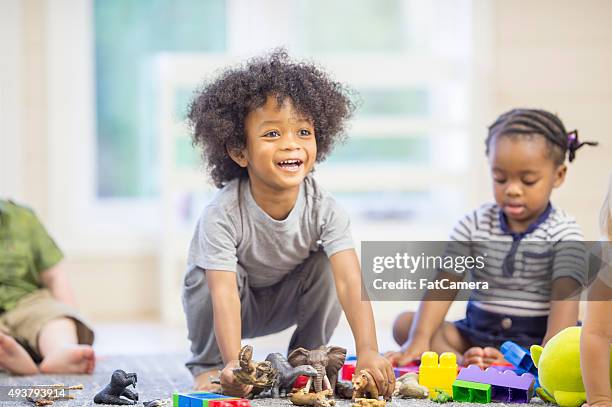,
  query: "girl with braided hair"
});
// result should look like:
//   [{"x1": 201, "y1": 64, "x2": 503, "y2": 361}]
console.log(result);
[{"x1": 387, "y1": 108, "x2": 598, "y2": 368}]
